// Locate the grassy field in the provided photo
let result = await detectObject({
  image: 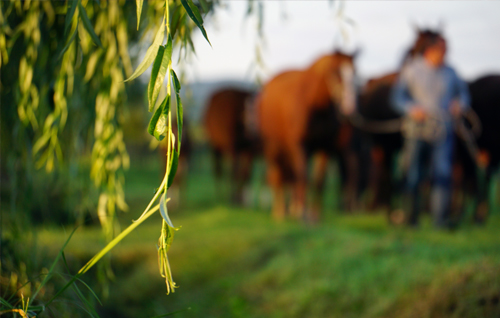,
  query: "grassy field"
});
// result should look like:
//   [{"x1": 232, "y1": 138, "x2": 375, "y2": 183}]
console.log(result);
[{"x1": 33, "y1": 152, "x2": 500, "y2": 318}]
